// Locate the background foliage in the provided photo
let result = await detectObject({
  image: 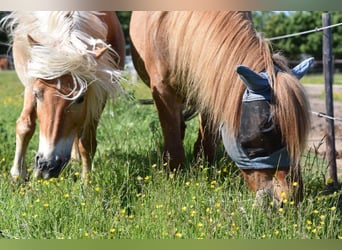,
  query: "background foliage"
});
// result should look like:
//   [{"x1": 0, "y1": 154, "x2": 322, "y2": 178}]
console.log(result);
[{"x1": 1, "y1": 11, "x2": 342, "y2": 60}]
